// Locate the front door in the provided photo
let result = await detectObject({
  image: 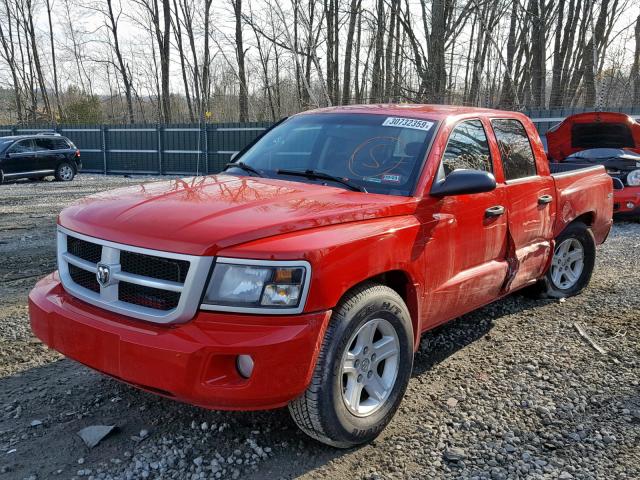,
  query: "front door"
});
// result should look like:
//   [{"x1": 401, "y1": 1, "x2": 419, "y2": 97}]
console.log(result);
[
  {"x1": 427, "y1": 120, "x2": 509, "y2": 323},
  {"x1": 490, "y1": 118, "x2": 555, "y2": 291},
  {"x1": 3, "y1": 139, "x2": 37, "y2": 176}
]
